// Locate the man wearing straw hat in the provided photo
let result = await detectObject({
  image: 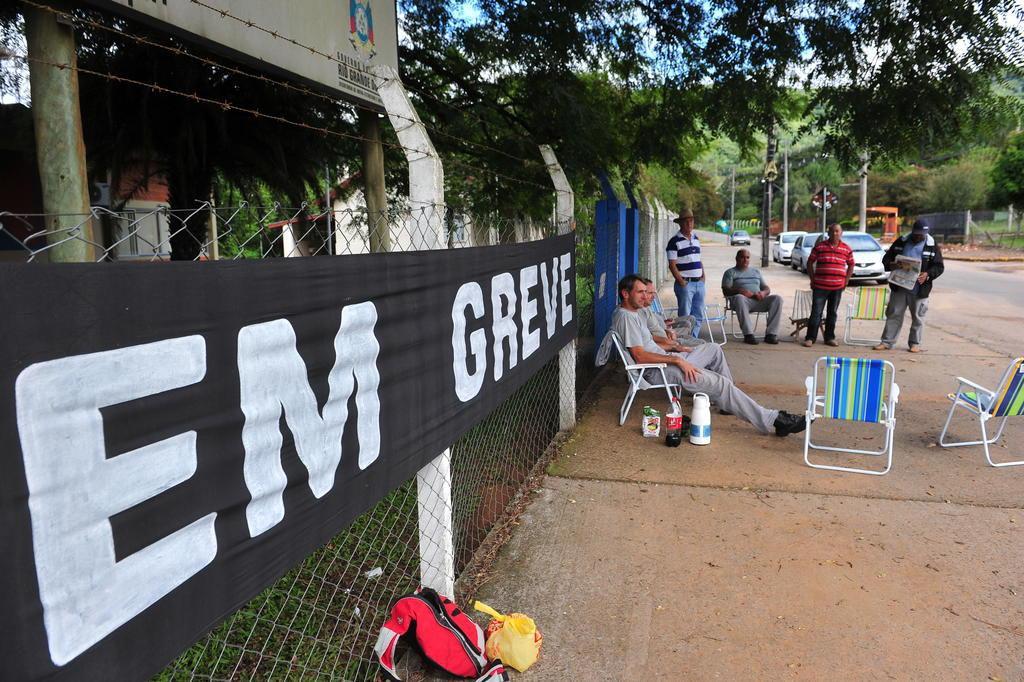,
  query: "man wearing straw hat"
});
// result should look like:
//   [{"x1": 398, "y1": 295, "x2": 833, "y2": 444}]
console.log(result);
[{"x1": 666, "y1": 208, "x2": 705, "y2": 338}]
